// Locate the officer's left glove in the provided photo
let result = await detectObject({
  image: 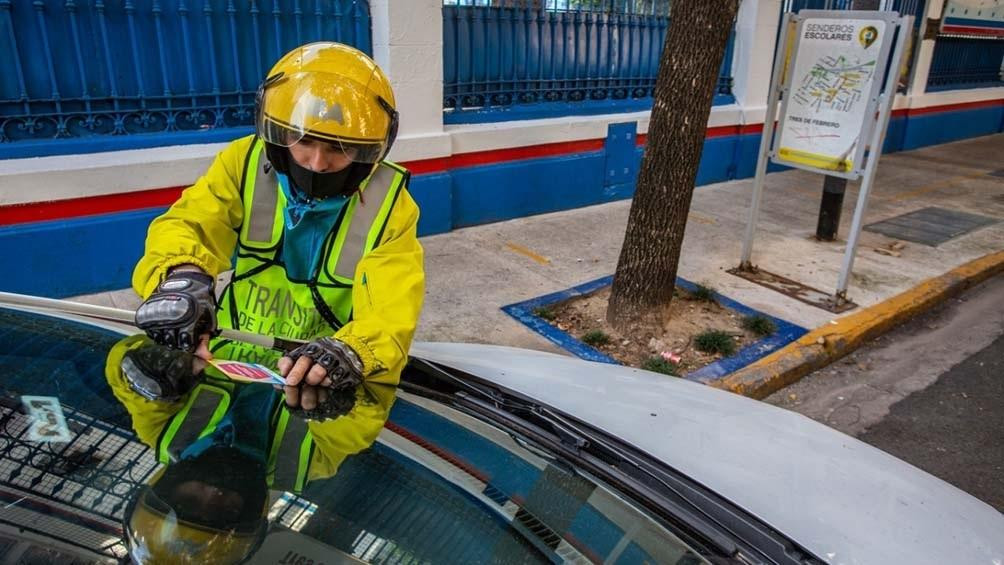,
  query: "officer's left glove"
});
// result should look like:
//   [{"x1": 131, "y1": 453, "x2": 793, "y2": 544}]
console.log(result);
[
  {"x1": 121, "y1": 342, "x2": 204, "y2": 402},
  {"x1": 282, "y1": 337, "x2": 364, "y2": 390},
  {"x1": 135, "y1": 270, "x2": 219, "y2": 353},
  {"x1": 283, "y1": 385, "x2": 357, "y2": 422}
]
